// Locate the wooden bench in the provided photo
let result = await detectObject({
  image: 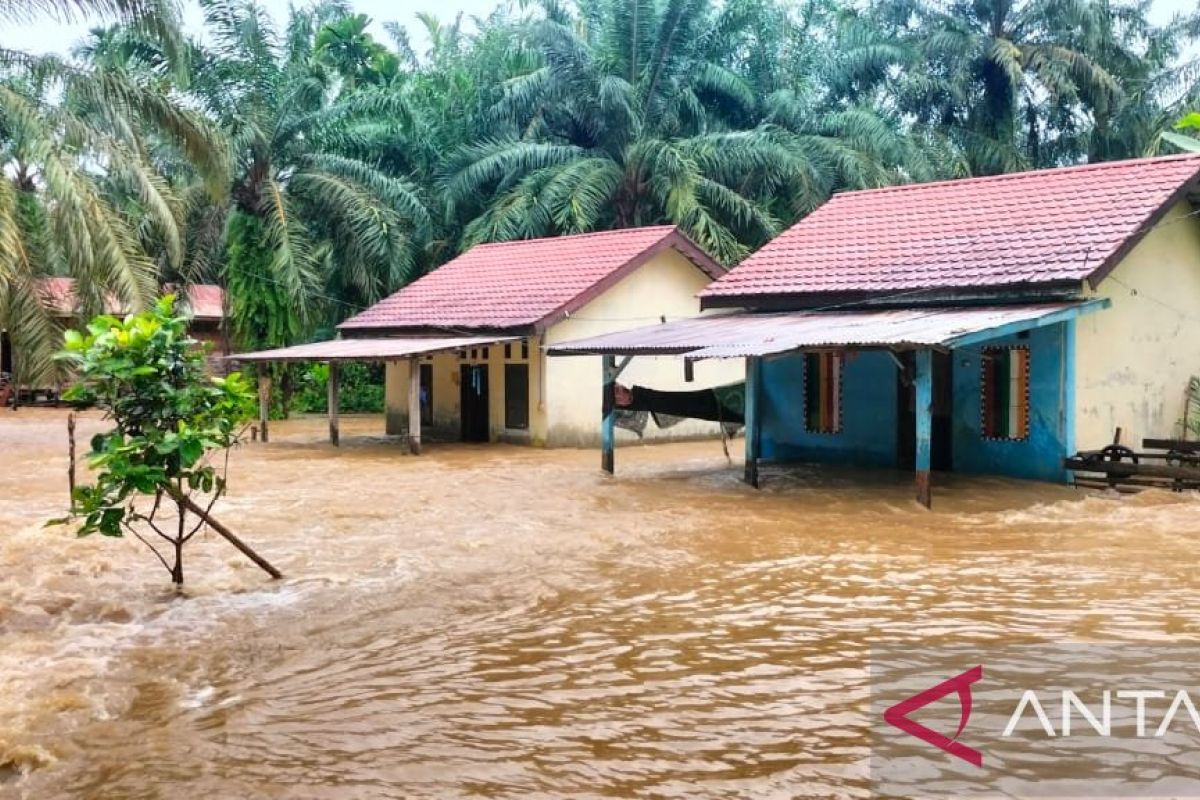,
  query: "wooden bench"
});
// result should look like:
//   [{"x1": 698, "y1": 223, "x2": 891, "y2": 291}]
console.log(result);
[{"x1": 1064, "y1": 432, "x2": 1200, "y2": 492}]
